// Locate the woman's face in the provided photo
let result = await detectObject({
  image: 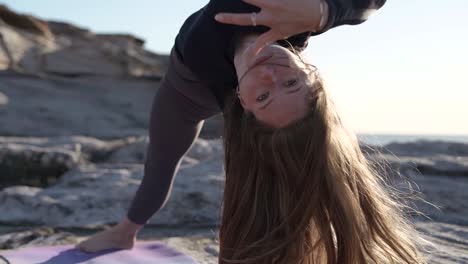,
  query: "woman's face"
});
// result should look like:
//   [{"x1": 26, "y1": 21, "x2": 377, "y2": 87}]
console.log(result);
[{"x1": 235, "y1": 44, "x2": 312, "y2": 128}]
